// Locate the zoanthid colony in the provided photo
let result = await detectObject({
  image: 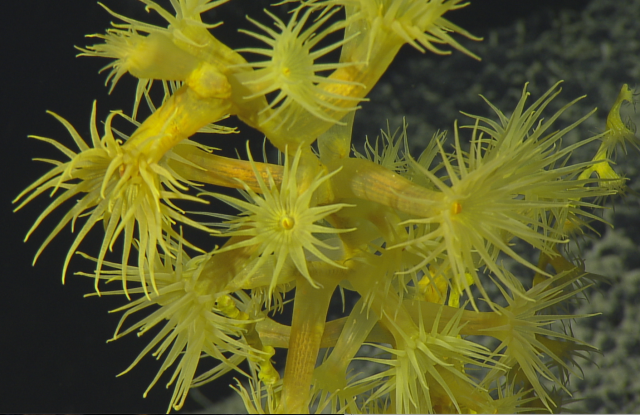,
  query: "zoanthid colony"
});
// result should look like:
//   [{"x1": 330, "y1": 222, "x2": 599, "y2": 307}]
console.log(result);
[{"x1": 14, "y1": 0, "x2": 638, "y2": 413}]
